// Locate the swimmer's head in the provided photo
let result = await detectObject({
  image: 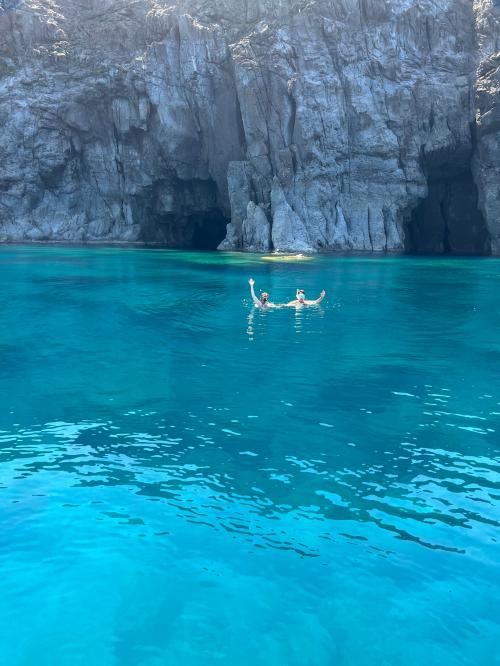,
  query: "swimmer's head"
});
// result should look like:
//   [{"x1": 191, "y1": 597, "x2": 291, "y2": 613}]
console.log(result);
[
  {"x1": 260, "y1": 292, "x2": 270, "y2": 303},
  {"x1": 296, "y1": 289, "x2": 305, "y2": 301}
]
